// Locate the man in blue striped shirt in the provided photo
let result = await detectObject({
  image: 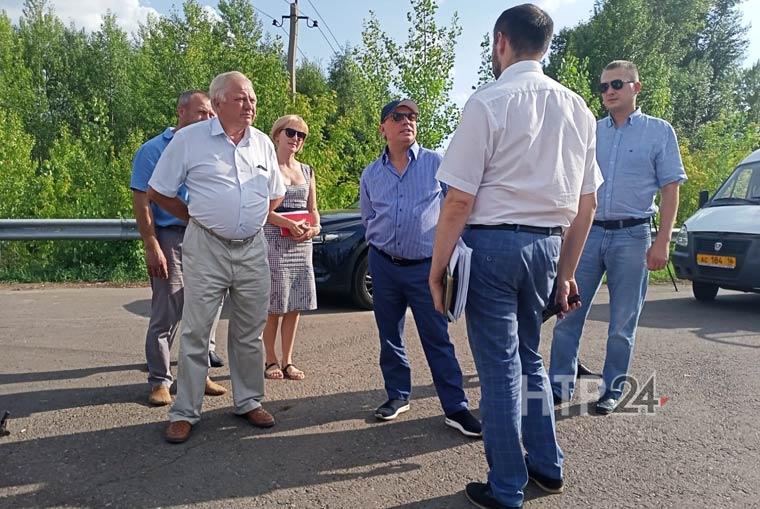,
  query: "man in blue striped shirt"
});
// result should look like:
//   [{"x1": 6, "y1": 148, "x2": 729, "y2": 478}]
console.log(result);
[{"x1": 359, "y1": 98, "x2": 481, "y2": 438}]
